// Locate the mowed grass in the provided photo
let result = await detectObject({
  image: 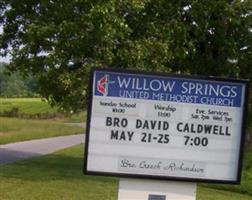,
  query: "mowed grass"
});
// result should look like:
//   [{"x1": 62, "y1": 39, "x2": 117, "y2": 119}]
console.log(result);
[
  {"x1": 0, "y1": 145, "x2": 252, "y2": 200},
  {"x1": 65, "y1": 112, "x2": 86, "y2": 123},
  {"x1": 0, "y1": 98, "x2": 58, "y2": 114},
  {"x1": 0, "y1": 117, "x2": 84, "y2": 144},
  {"x1": 0, "y1": 97, "x2": 86, "y2": 122},
  {"x1": 197, "y1": 186, "x2": 252, "y2": 200},
  {"x1": 0, "y1": 145, "x2": 117, "y2": 200}
]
